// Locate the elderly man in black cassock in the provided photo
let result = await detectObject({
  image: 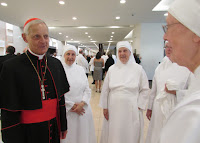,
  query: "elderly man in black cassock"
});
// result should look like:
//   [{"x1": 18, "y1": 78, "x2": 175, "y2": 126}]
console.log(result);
[{"x1": 0, "y1": 18, "x2": 70, "y2": 143}]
